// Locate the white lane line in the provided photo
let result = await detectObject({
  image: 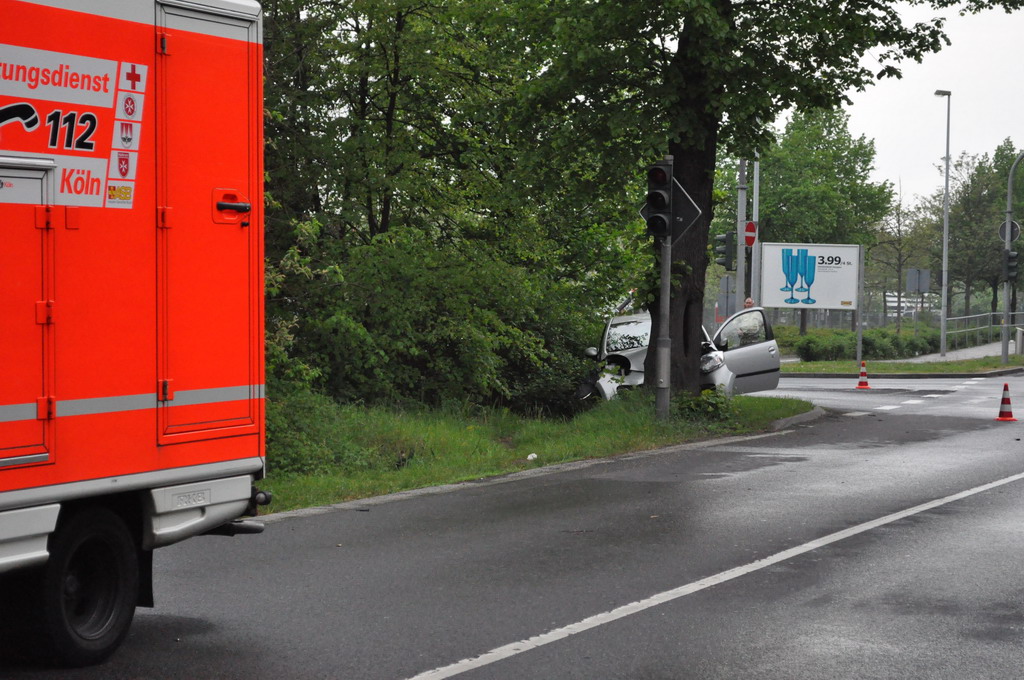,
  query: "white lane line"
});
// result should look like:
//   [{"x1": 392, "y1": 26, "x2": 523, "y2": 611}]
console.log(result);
[
  {"x1": 874, "y1": 405, "x2": 901, "y2": 411},
  {"x1": 843, "y1": 411, "x2": 870, "y2": 417},
  {"x1": 901, "y1": 400, "x2": 924, "y2": 404},
  {"x1": 405, "y1": 470, "x2": 1024, "y2": 680},
  {"x1": 923, "y1": 394, "x2": 942, "y2": 398}
]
